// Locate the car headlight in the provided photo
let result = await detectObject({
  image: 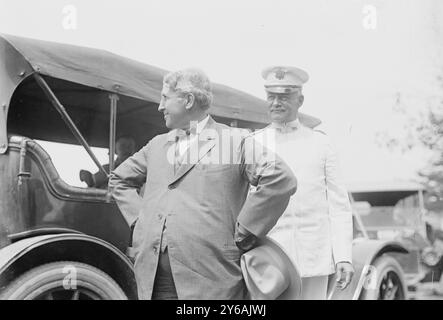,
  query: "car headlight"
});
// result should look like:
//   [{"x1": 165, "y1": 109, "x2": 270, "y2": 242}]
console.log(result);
[{"x1": 422, "y1": 247, "x2": 440, "y2": 267}]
